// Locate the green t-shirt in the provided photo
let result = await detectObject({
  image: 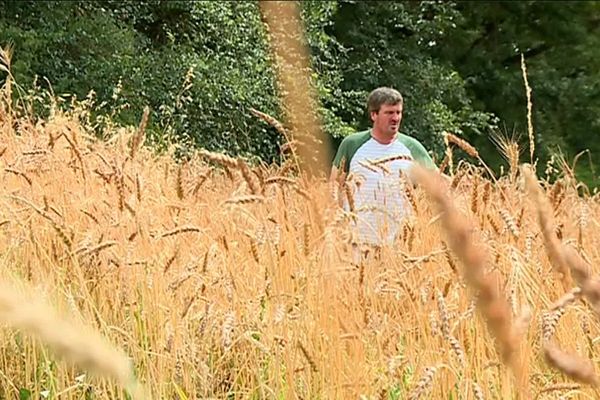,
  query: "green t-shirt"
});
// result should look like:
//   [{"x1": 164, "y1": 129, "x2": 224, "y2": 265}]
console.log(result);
[{"x1": 333, "y1": 130, "x2": 436, "y2": 173}]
